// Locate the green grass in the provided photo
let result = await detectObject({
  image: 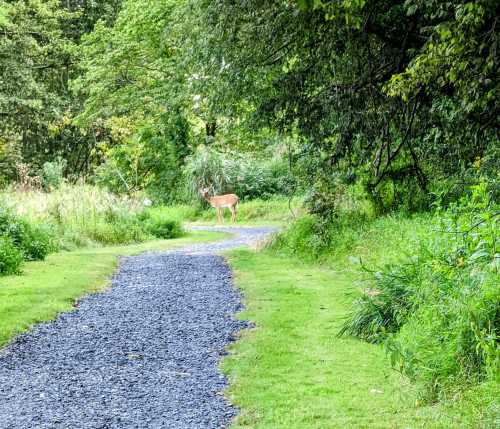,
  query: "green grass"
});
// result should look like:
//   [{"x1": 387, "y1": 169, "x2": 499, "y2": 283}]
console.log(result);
[
  {"x1": 148, "y1": 196, "x2": 303, "y2": 226},
  {"x1": 224, "y1": 247, "x2": 497, "y2": 428},
  {"x1": 0, "y1": 230, "x2": 227, "y2": 348}
]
